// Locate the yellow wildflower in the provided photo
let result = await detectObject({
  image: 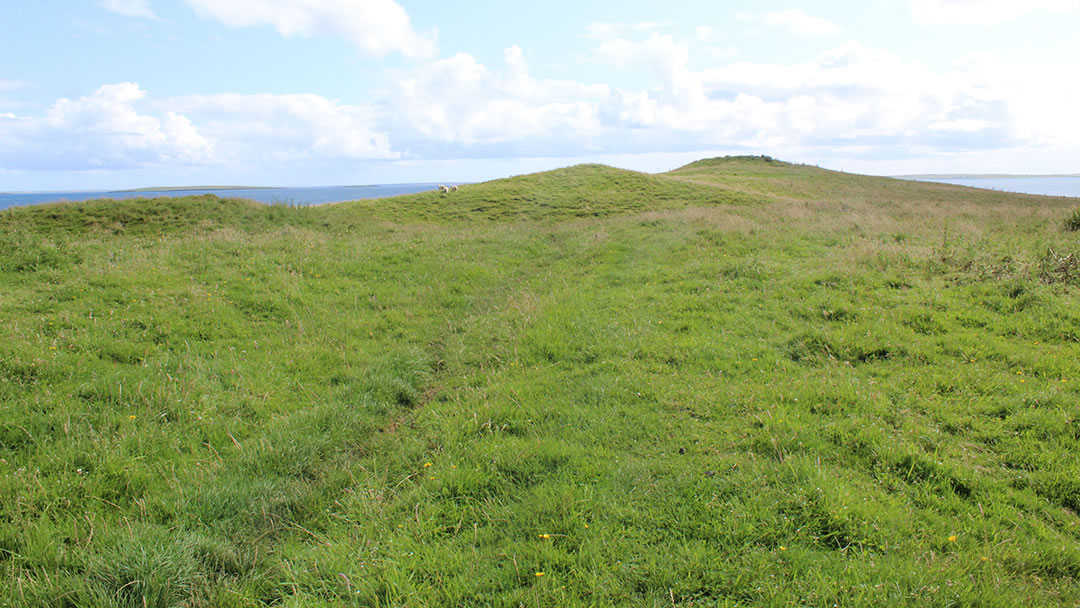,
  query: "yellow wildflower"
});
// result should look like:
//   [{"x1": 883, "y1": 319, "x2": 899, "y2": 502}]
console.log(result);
[{"x1": 948, "y1": 535, "x2": 957, "y2": 543}]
